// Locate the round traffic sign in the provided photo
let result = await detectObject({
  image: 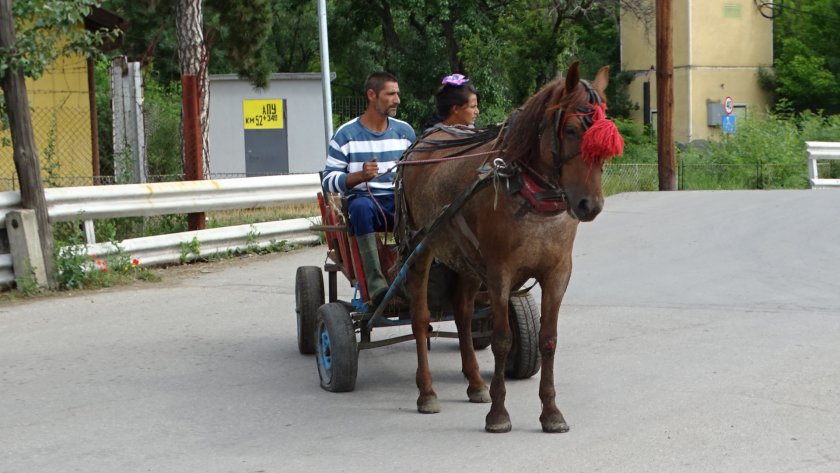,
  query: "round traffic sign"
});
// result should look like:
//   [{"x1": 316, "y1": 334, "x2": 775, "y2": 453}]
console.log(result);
[{"x1": 724, "y1": 96, "x2": 734, "y2": 115}]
